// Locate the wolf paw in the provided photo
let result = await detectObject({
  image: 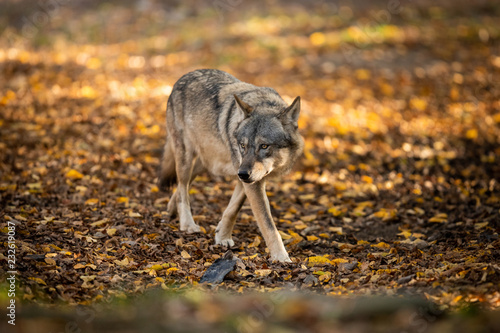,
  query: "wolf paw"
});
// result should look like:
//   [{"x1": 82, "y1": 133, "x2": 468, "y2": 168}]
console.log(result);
[
  {"x1": 181, "y1": 224, "x2": 201, "y2": 233},
  {"x1": 215, "y1": 236, "x2": 235, "y2": 247},
  {"x1": 270, "y1": 253, "x2": 292, "y2": 263}
]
